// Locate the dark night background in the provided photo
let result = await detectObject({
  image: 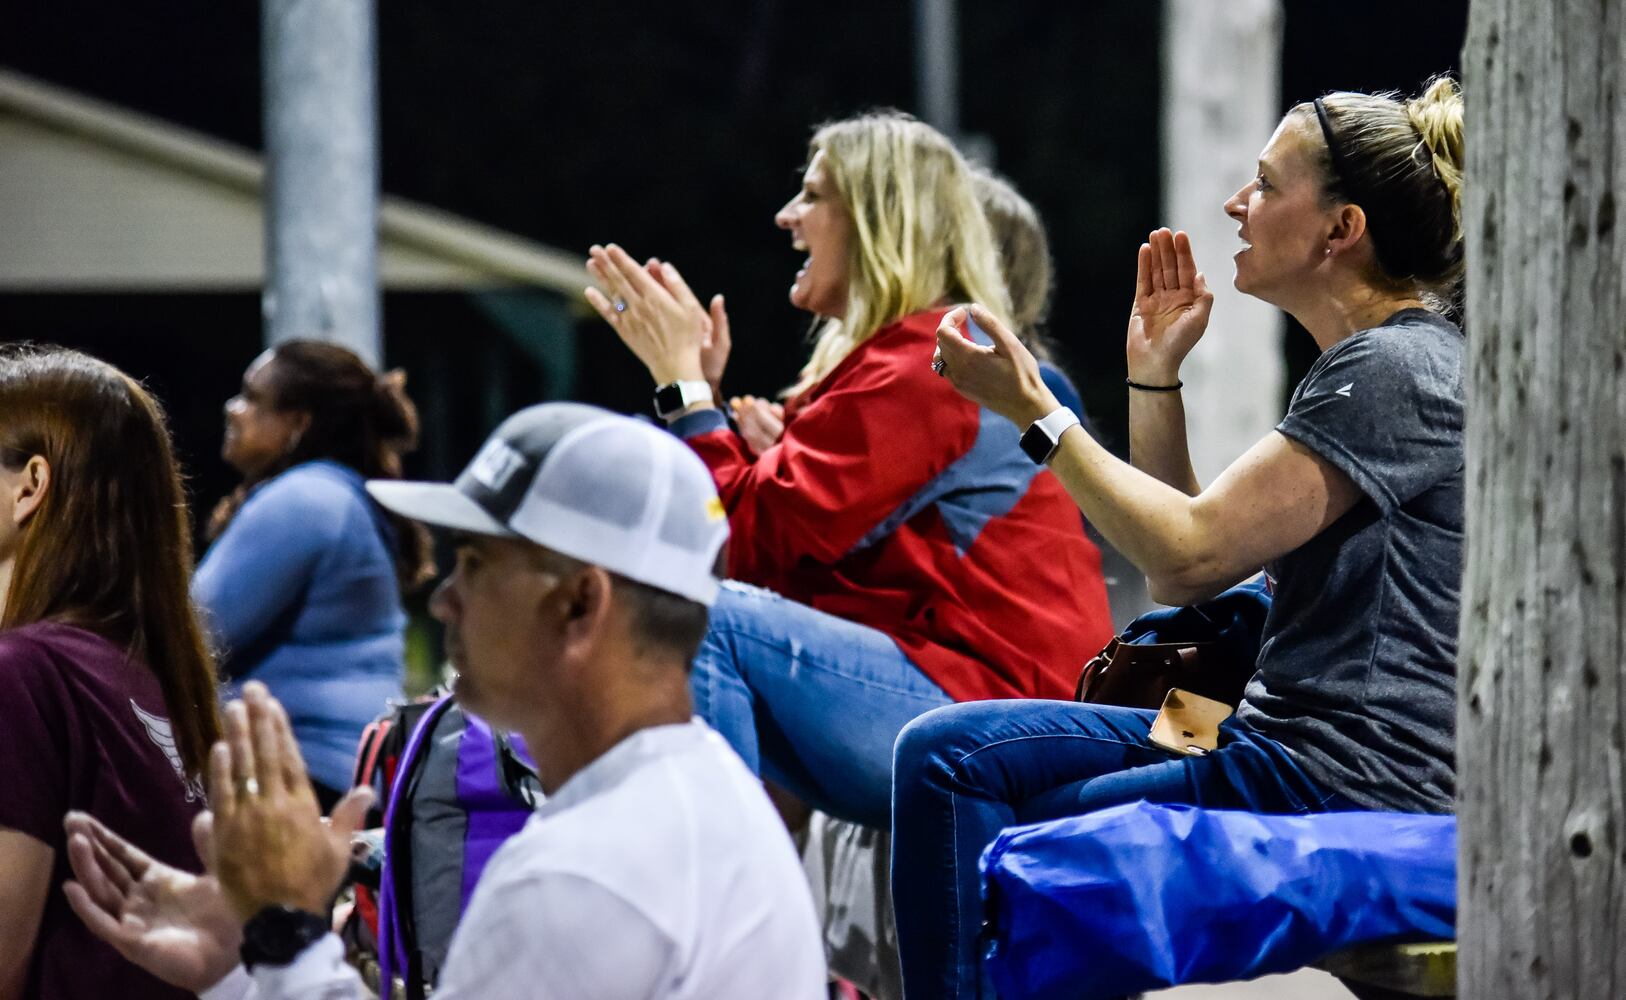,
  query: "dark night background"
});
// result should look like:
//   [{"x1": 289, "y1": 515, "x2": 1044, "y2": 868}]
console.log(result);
[{"x1": 0, "y1": 0, "x2": 1467, "y2": 549}]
